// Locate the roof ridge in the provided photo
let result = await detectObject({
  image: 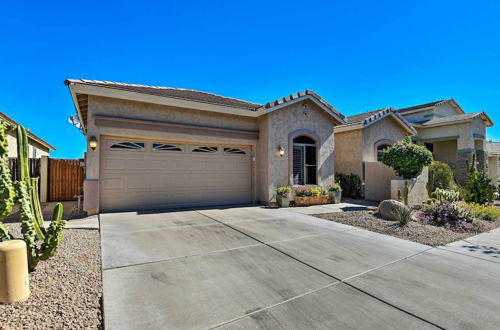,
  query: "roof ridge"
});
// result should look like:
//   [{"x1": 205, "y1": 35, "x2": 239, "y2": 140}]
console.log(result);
[{"x1": 66, "y1": 79, "x2": 262, "y2": 107}]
